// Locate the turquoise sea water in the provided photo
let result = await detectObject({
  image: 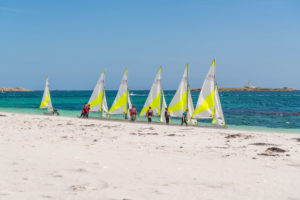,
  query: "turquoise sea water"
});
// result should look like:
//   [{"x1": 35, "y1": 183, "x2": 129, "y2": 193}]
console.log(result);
[{"x1": 0, "y1": 90, "x2": 299, "y2": 133}]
